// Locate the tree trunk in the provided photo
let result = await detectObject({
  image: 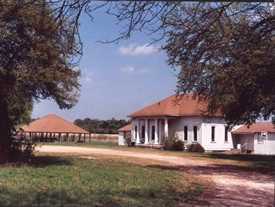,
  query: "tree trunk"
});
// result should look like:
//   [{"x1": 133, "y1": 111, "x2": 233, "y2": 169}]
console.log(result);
[{"x1": 0, "y1": 99, "x2": 11, "y2": 163}]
